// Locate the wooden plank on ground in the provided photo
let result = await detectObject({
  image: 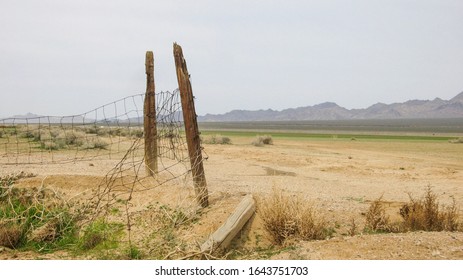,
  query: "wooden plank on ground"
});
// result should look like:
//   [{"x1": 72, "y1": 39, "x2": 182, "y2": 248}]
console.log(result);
[{"x1": 201, "y1": 195, "x2": 256, "y2": 254}]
